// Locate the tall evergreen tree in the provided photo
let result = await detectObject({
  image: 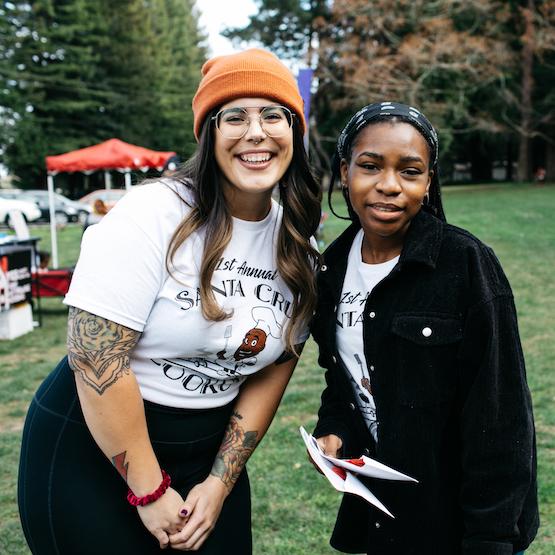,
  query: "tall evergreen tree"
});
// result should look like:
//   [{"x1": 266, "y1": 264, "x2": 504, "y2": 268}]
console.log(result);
[
  {"x1": 0, "y1": 0, "x2": 108, "y2": 184},
  {"x1": 0, "y1": 0, "x2": 206, "y2": 185},
  {"x1": 222, "y1": 0, "x2": 329, "y2": 65},
  {"x1": 153, "y1": 0, "x2": 207, "y2": 156},
  {"x1": 96, "y1": 0, "x2": 206, "y2": 156},
  {"x1": 222, "y1": 1, "x2": 331, "y2": 168}
]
